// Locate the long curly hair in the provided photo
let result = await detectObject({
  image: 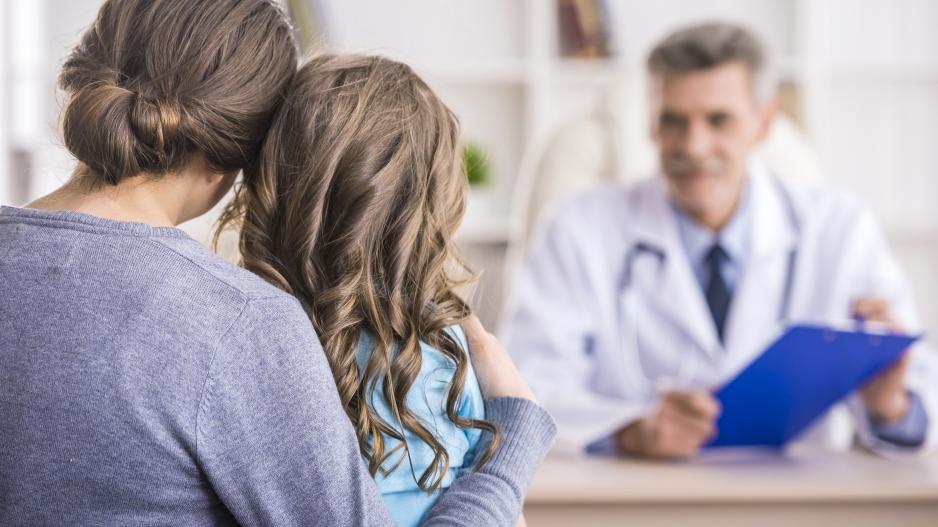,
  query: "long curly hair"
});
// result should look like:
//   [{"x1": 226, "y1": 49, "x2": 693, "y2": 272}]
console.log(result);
[{"x1": 215, "y1": 54, "x2": 499, "y2": 492}]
